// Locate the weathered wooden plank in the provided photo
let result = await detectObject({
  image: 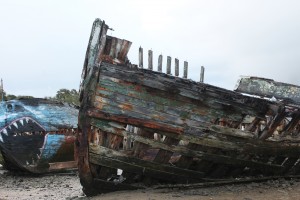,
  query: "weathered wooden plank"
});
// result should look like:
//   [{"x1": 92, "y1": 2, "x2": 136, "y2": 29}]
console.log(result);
[
  {"x1": 235, "y1": 76, "x2": 300, "y2": 105},
  {"x1": 89, "y1": 117, "x2": 300, "y2": 157},
  {"x1": 245, "y1": 117, "x2": 261, "y2": 132},
  {"x1": 183, "y1": 61, "x2": 188, "y2": 78},
  {"x1": 133, "y1": 128, "x2": 153, "y2": 158},
  {"x1": 200, "y1": 66, "x2": 205, "y2": 83},
  {"x1": 153, "y1": 137, "x2": 179, "y2": 163},
  {"x1": 158, "y1": 54, "x2": 163, "y2": 72},
  {"x1": 175, "y1": 143, "x2": 202, "y2": 169},
  {"x1": 131, "y1": 134, "x2": 284, "y2": 173},
  {"x1": 88, "y1": 119, "x2": 290, "y2": 172},
  {"x1": 99, "y1": 63, "x2": 277, "y2": 118},
  {"x1": 167, "y1": 56, "x2": 171, "y2": 74},
  {"x1": 48, "y1": 161, "x2": 77, "y2": 171},
  {"x1": 92, "y1": 96, "x2": 258, "y2": 140},
  {"x1": 259, "y1": 108, "x2": 287, "y2": 140},
  {"x1": 148, "y1": 50, "x2": 153, "y2": 70},
  {"x1": 93, "y1": 95, "x2": 220, "y2": 132},
  {"x1": 91, "y1": 97, "x2": 264, "y2": 143},
  {"x1": 139, "y1": 47, "x2": 143, "y2": 68},
  {"x1": 97, "y1": 85, "x2": 244, "y2": 128},
  {"x1": 88, "y1": 108, "x2": 184, "y2": 134},
  {"x1": 175, "y1": 58, "x2": 179, "y2": 77},
  {"x1": 89, "y1": 145, "x2": 205, "y2": 181},
  {"x1": 281, "y1": 111, "x2": 300, "y2": 135},
  {"x1": 89, "y1": 137, "x2": 283, "y2": 175},
  {"x1": 97, "y1": 75, "x2": 252, "y2": 123},
  {"x1": 79, "y1": 19, "x2": 107, "y2": 93}
]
